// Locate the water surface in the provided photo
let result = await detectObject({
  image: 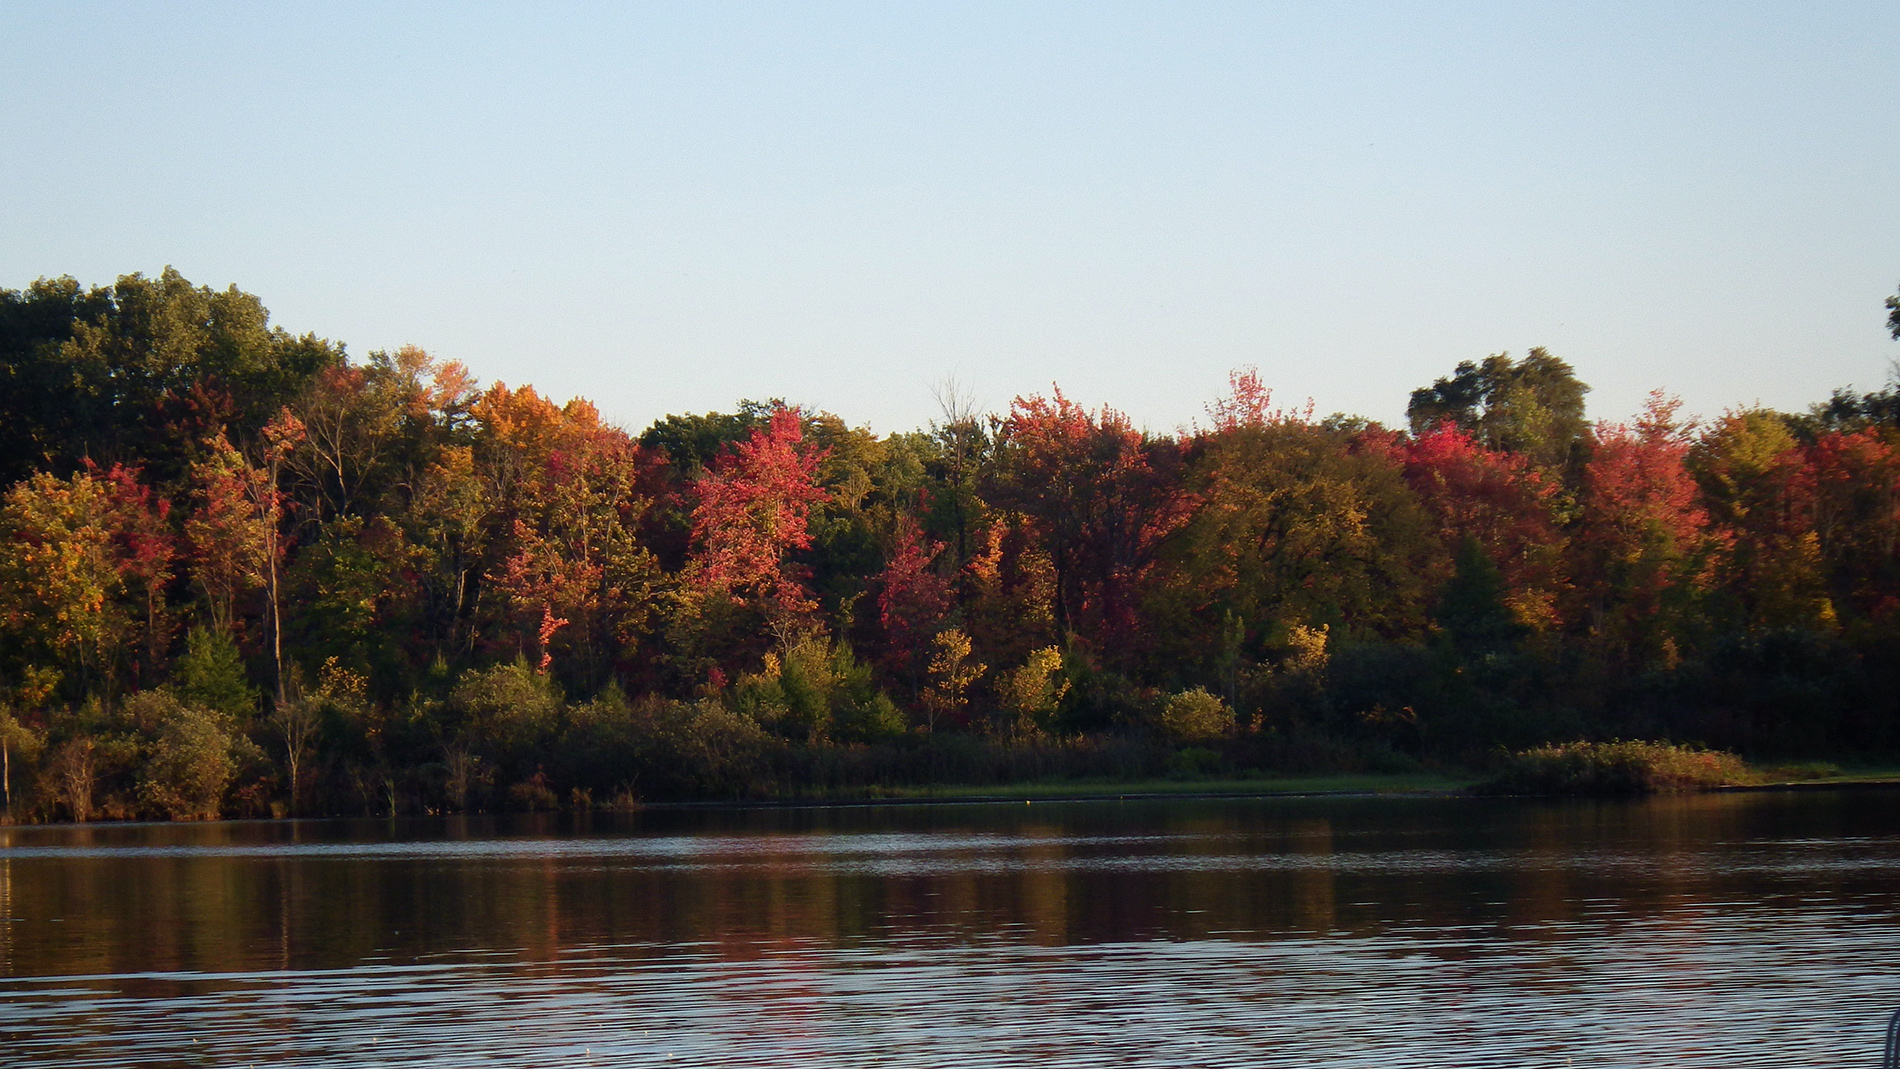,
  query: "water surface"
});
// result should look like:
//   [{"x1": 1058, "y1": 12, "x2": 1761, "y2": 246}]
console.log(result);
[{"x1": 2, "y1": 790, "x2": 1897, "y2": 1067}]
